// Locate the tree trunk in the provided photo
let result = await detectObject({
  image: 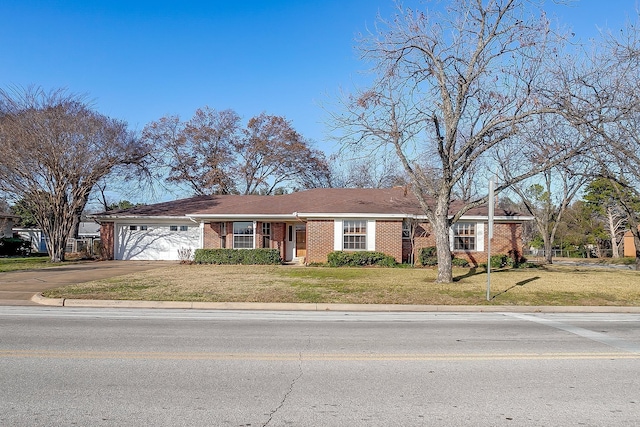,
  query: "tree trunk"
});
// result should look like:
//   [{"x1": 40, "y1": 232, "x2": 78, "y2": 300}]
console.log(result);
[
  {"x1": 607, "y1": 208, "x2": 620, "y2": 258},
  {"x1": 633, "y1": 232, "x2": 640, "y2": 272},
  {"x1": 543, "y1": 235, "x2": 553, "y2": 264},
  {"x1": 433, "y1": 214, "x2": 453, "y2": 283}
]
